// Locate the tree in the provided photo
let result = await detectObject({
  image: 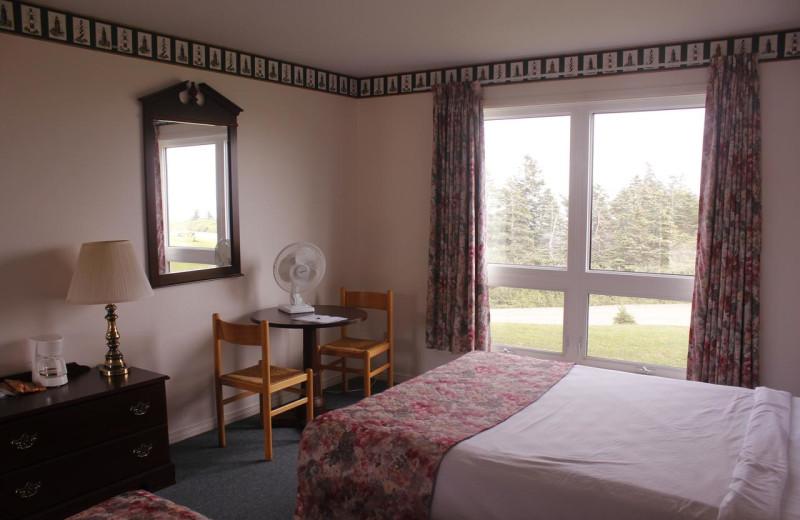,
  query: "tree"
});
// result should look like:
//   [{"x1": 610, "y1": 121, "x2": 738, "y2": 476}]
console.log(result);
[
  {"x1": 487, "y1": 155, "x2": 567, "y2": 267},
  {"x1": 590, "y1": 184, "x2": 613, "y2": 268},
  {"x1": 589, "y1": 165, "x2": 698, "y2": 275},
  {"x1": 191, "y1": 209, "x2": 200, "y2": 221},
  {"x1": 613, "y1": 306, "x2": 636, "y2": 325}
]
